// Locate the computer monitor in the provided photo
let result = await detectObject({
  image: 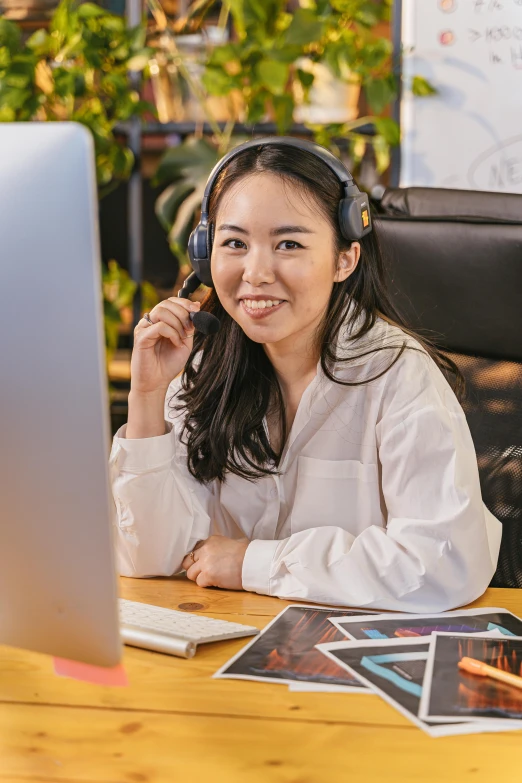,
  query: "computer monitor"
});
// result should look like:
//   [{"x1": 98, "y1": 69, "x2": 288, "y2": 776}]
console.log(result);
[{"x1": 0, "y1": 123, "x2": 122, "y2": 667}]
